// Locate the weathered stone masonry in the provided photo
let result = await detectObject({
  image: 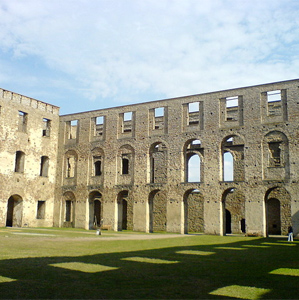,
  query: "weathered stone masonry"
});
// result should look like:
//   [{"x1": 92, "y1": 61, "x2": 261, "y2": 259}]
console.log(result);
[
  {"x1": 0, "y1": 89, "x2": 59, "y2": 228},
  {"x1": 1, "y1": 79, "x2": 299, "y2": 237}
]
